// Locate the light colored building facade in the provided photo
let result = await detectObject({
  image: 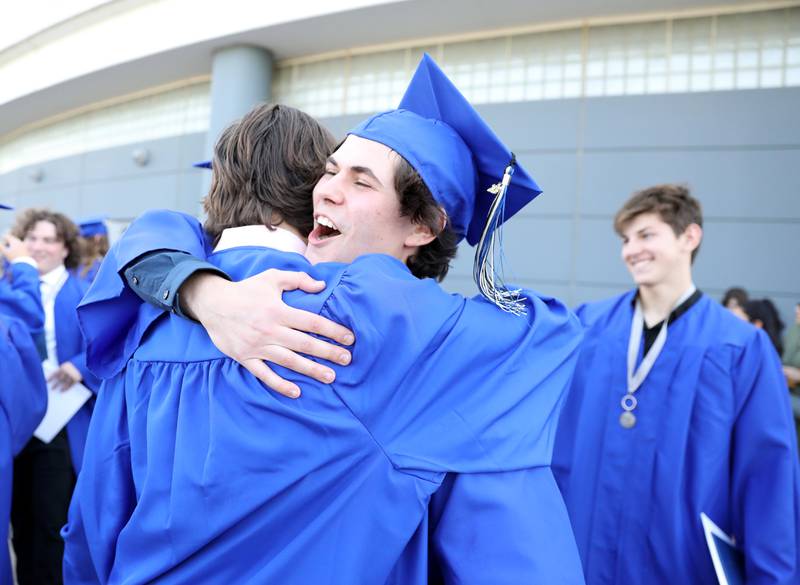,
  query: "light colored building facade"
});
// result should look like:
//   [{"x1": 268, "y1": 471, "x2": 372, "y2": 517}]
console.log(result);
[{"x1": 1, "y1": 0, "x2": 798, "y2": 321}]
